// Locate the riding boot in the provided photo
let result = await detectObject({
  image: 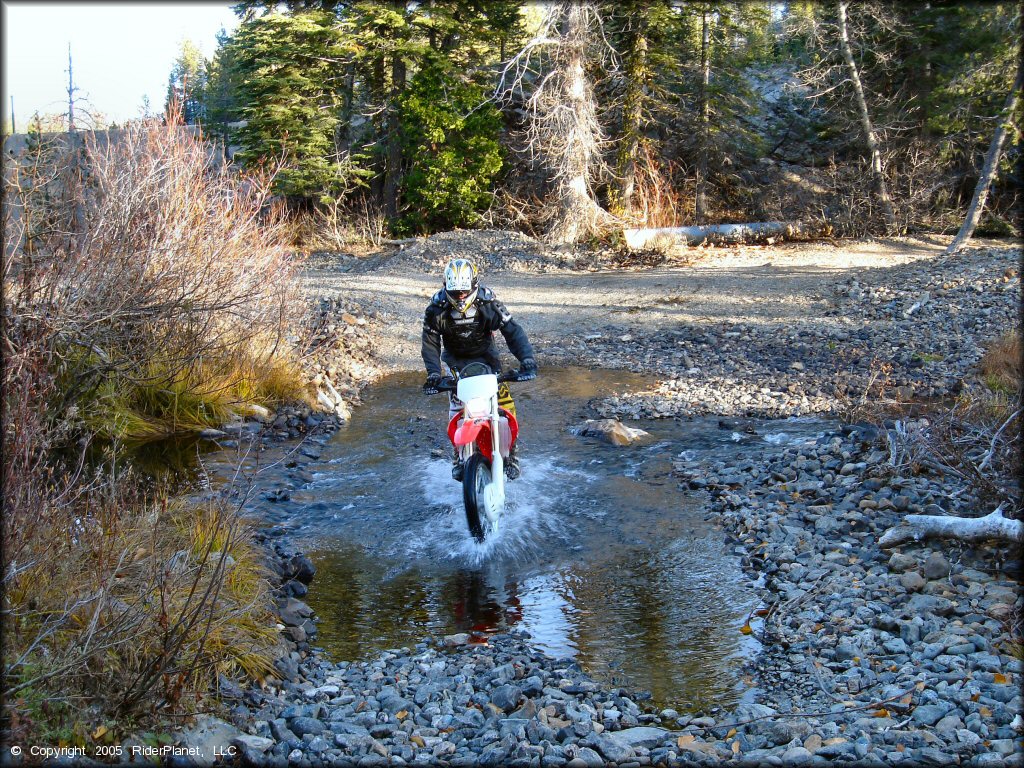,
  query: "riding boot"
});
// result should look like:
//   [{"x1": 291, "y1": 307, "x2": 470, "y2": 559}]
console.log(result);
[
  {"x1": 451, "y1": 447, "x2": 464, "y2": 481},
  {"x1": 504, "y1": 444, "x2": 521, "y2": 480}
]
